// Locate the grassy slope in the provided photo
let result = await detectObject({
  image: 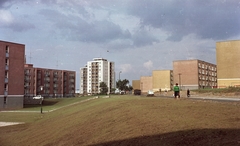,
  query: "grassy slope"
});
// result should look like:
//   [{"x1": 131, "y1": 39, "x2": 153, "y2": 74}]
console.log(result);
[{"x1": 0, "y1": 95, "x2": 240, "y2": 146}]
